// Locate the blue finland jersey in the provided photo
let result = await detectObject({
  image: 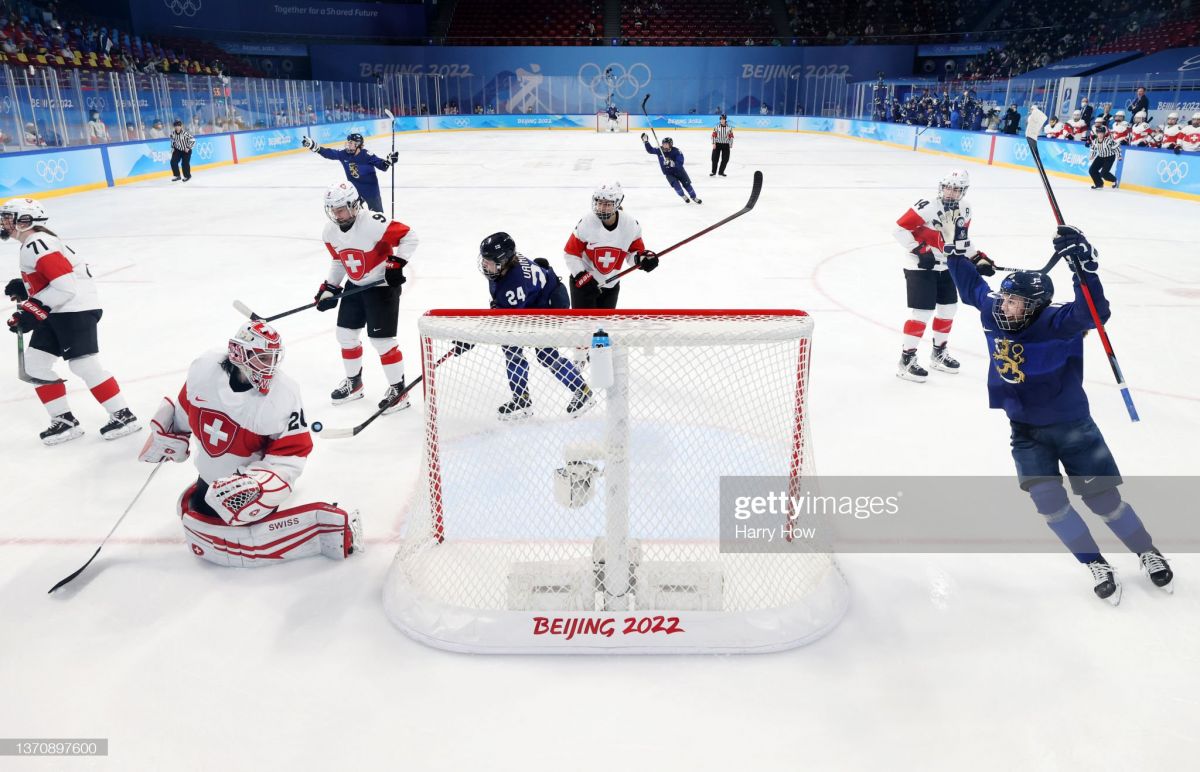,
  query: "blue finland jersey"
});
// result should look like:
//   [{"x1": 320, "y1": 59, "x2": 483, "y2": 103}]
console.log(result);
[
  {"x1": 315, "y1": 147, "x2": 388, "y2": 195},
  {"x1": 644, "y1": 141, "x2": 686, "y2": 175},
  {"x1": 489, "y1": 256, "x2": 569, "y2": 309},
  {"x1": 947, "y1": 254, "x2": 1111, "y2": 426}
]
